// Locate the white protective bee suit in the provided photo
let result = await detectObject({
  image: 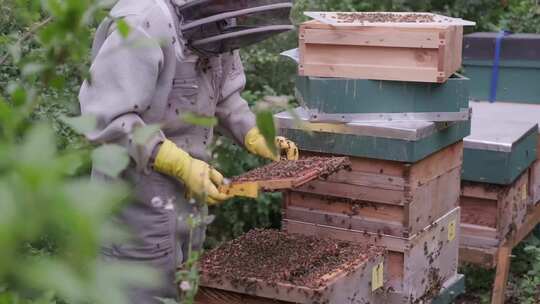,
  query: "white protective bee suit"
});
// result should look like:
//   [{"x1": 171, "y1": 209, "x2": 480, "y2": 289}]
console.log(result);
[{"x1": 79, "y1": 0, "x2": 294, "y2": 301}]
